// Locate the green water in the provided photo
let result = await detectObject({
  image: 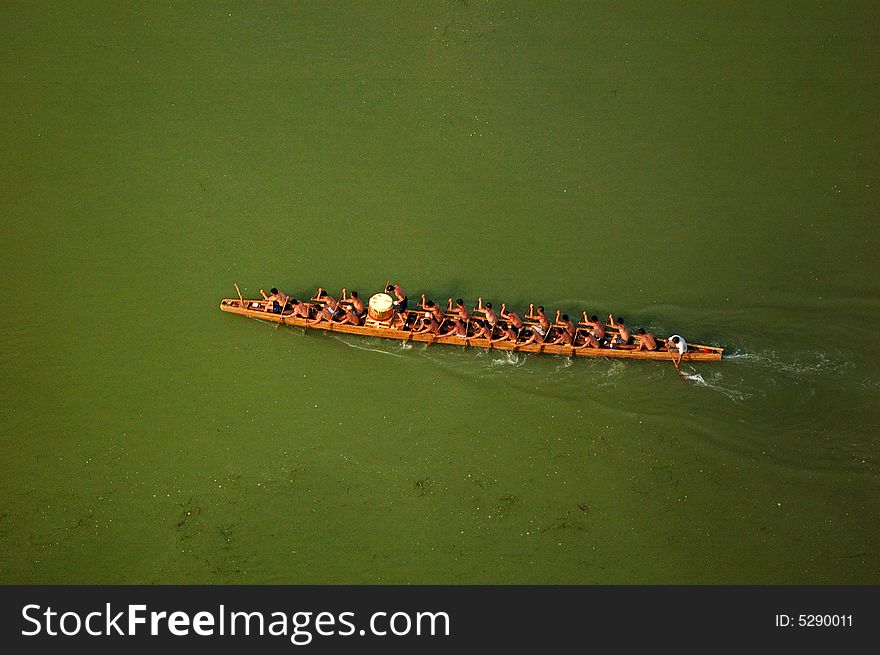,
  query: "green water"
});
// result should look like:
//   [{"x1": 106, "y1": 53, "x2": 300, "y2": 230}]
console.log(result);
[{"x1": 1, "y1": 1, "x2": 878, "y2": 584}]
